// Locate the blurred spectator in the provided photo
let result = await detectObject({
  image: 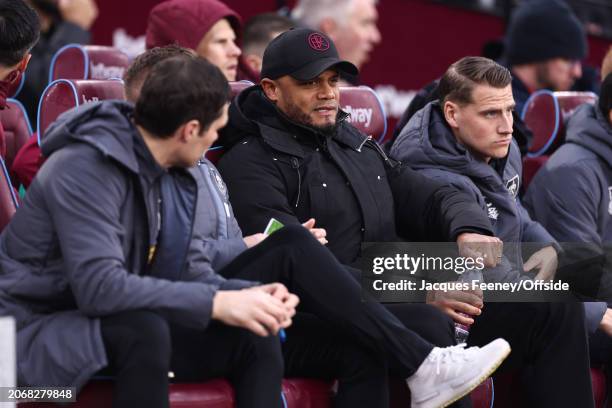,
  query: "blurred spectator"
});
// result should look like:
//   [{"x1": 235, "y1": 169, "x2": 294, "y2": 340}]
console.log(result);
[
  {"x1": 146, "y1": 0, "x2": 257, "y2": 82},
  {"x1": 292, "y1": 0, "x2": 381, "y2": 81},
  {"x1": 18, "y1": 0, "x2": 98, "y2": 124},
  {"x1": 242, "y1": 13, "x2": 293, "y2": 76},
  {"x1": 602, "y1": 47, "x2": 612, "y2": 81},
  {"x1": 504, "y1": 0, "x2": 587, "y2": 114}
]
